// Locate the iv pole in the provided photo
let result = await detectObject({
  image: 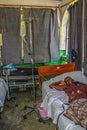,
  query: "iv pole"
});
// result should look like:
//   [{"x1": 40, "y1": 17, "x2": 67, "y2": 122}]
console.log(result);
[
  {"x1": 29, "y1": 17, "x2": 36, "y2": 102},
  {"x1": 19, "y1": 8, "x2": 37, "y2": 119},
  {"x1": 20, "y1": 8, "x2": 36, "y2": 102}
]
